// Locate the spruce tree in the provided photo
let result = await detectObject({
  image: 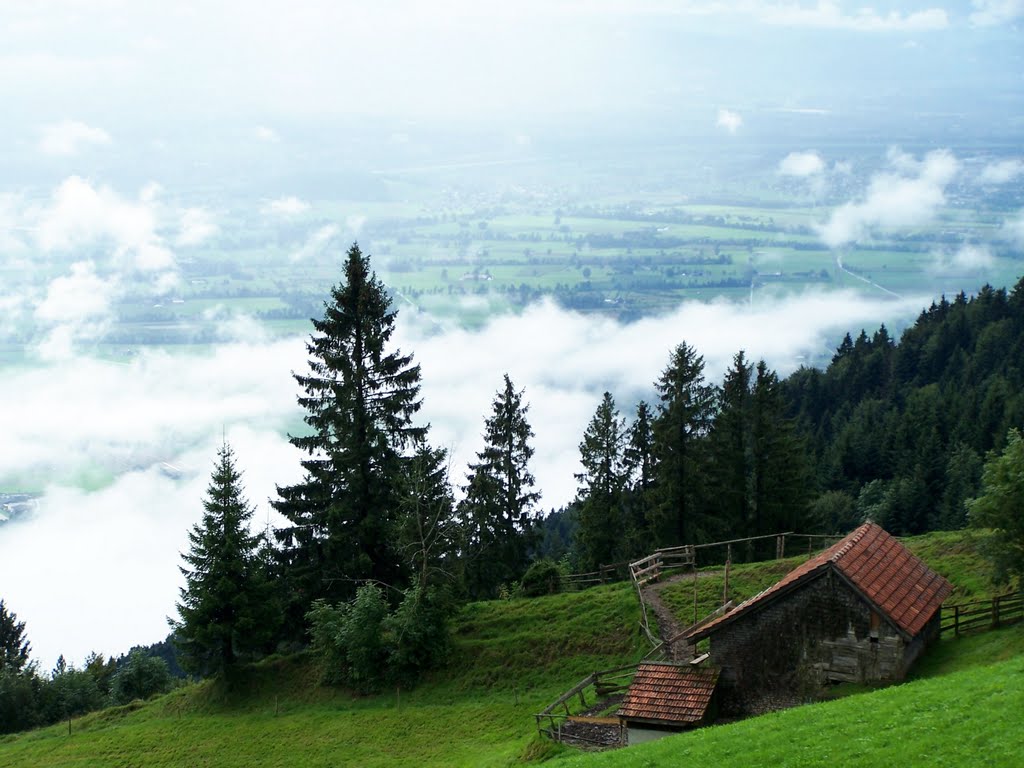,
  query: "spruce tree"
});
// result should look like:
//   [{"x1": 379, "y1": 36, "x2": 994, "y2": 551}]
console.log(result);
[
  {"x1": 274, "y1": 243, "x2": 425, "y2": 622},
  {"x1": 0, "y1": 600, "x2": 31, "y2": 675},
  {"x1": 748, "y1": 360, "x2": 810, "y2": 543},
  {"x1": 171, "y1": 442, "x2": 269, "y2": 677},
  {"x1": 623, "y1": 400, "x2": 657, "y2": 555},
  {"x1": 651, "y1": 342, "x2": 717, "y2": 545},
  {"x1": 574, "y1": 392, "x2": 628, "y2": 571},
  {"x1": 709, "y1": 351, "x2": 754, "y2": 537},
  {"x1": 459, "y1": 374, "x2": 540, "y2": 597}
]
